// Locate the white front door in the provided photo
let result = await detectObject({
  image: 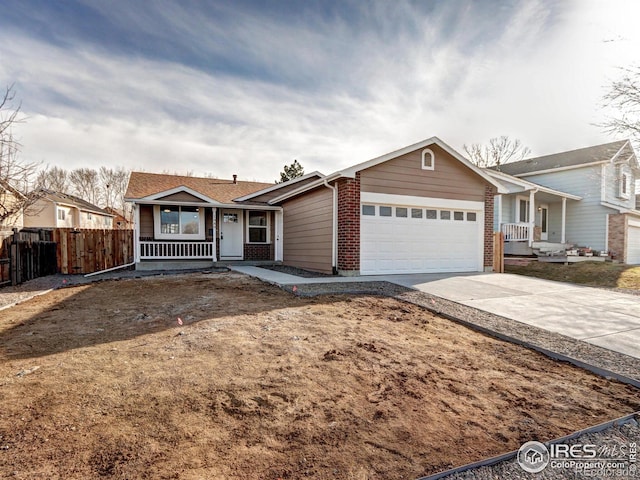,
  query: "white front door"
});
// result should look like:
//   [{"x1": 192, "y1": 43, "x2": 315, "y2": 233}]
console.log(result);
[
  {"x1": 220, "y1": 210, "x2": 243, "y2": 259},
  {"x1": 540, "y1": 204, "x2": 549, "y2": 241}
]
